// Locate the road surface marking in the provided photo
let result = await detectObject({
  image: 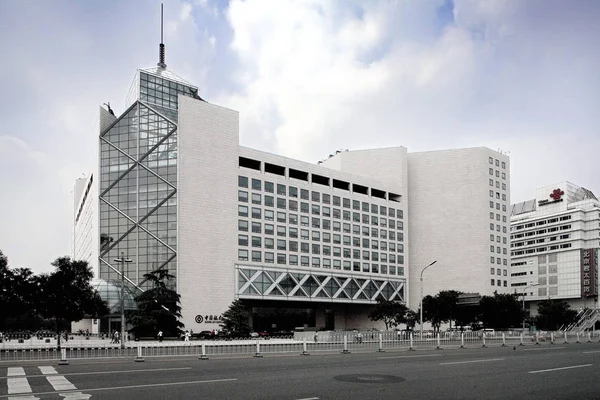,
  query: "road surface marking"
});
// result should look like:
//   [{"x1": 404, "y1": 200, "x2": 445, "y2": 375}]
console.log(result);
[
  {"x1": 7, "y1": 396, "x2": 39, "y2": 400},
  {"x1": 440, "y1": 358, "x2": 505, "y2": 365},
  {"x1": 7, "y1": 368, "x2": 25, "y2": 377},
  {"x1": 46, "y1": 376, "x2": 76, "y2": 391},
  {"x1": 0, "y1": 367, "x2": 192, "y2": 380},
  {"x1": 58, "y1": 392, "x2": 91, "y2": 400},
  {"x1": 37, "y1": 367, "x2": 57, "y2": 375},
  {"x1": 523, "y1": 347, "x2": 565, "y2": 351},
  {"x1": 378, "y1": 354, "x2": 442, "y2": 360},
  {"x1": 529, "y1": 364, "x2": 593, "y2": 374},
  {"x1": 0, "y1": 378, "x2": 238, "y2": 398},
  {"x1": 296, "y1": 397, "x2": 319, "y2": 400},
  {"x1": 583, "y1": 351, "x2": 600, "y2": 354},
  {"x1": 7, "y1": 378, "x2": 32, "y2": 394}
]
